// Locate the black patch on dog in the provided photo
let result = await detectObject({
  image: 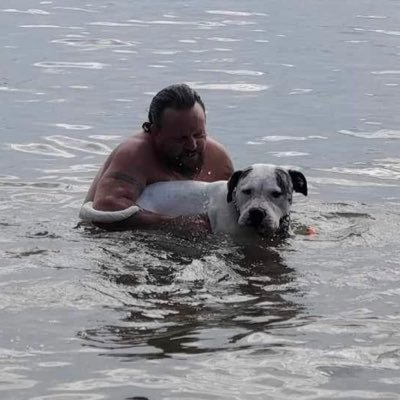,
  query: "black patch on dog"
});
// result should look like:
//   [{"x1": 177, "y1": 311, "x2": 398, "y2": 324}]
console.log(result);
[{"x1": 226, "y1": 167, "x2": 252, "y2": 203}]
